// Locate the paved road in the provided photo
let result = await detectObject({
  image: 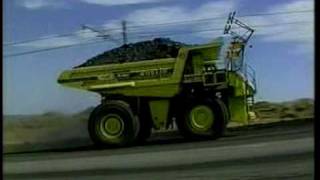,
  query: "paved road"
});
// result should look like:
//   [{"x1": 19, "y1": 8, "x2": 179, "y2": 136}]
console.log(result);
[{"x1": 4, "y1": 120, "x2": 314, "y2": 180}]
